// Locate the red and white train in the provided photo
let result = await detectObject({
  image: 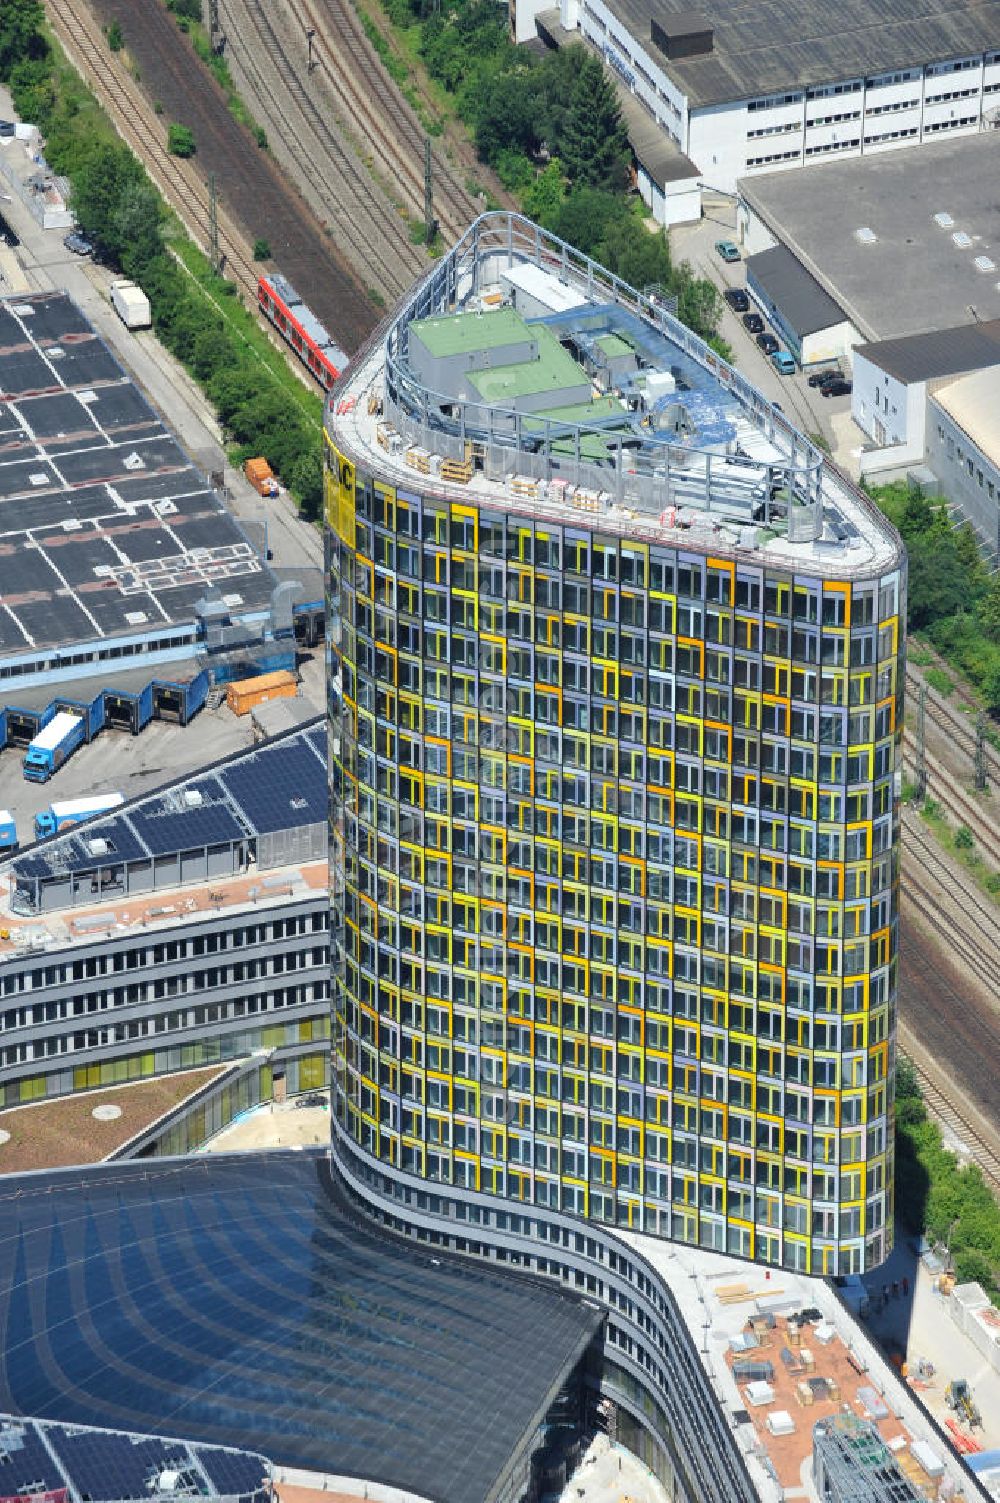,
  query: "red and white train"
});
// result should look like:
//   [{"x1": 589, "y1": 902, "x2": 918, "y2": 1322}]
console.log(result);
[{"x1": 257, "y1": 272, "x2": 349, "y2": 390}]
